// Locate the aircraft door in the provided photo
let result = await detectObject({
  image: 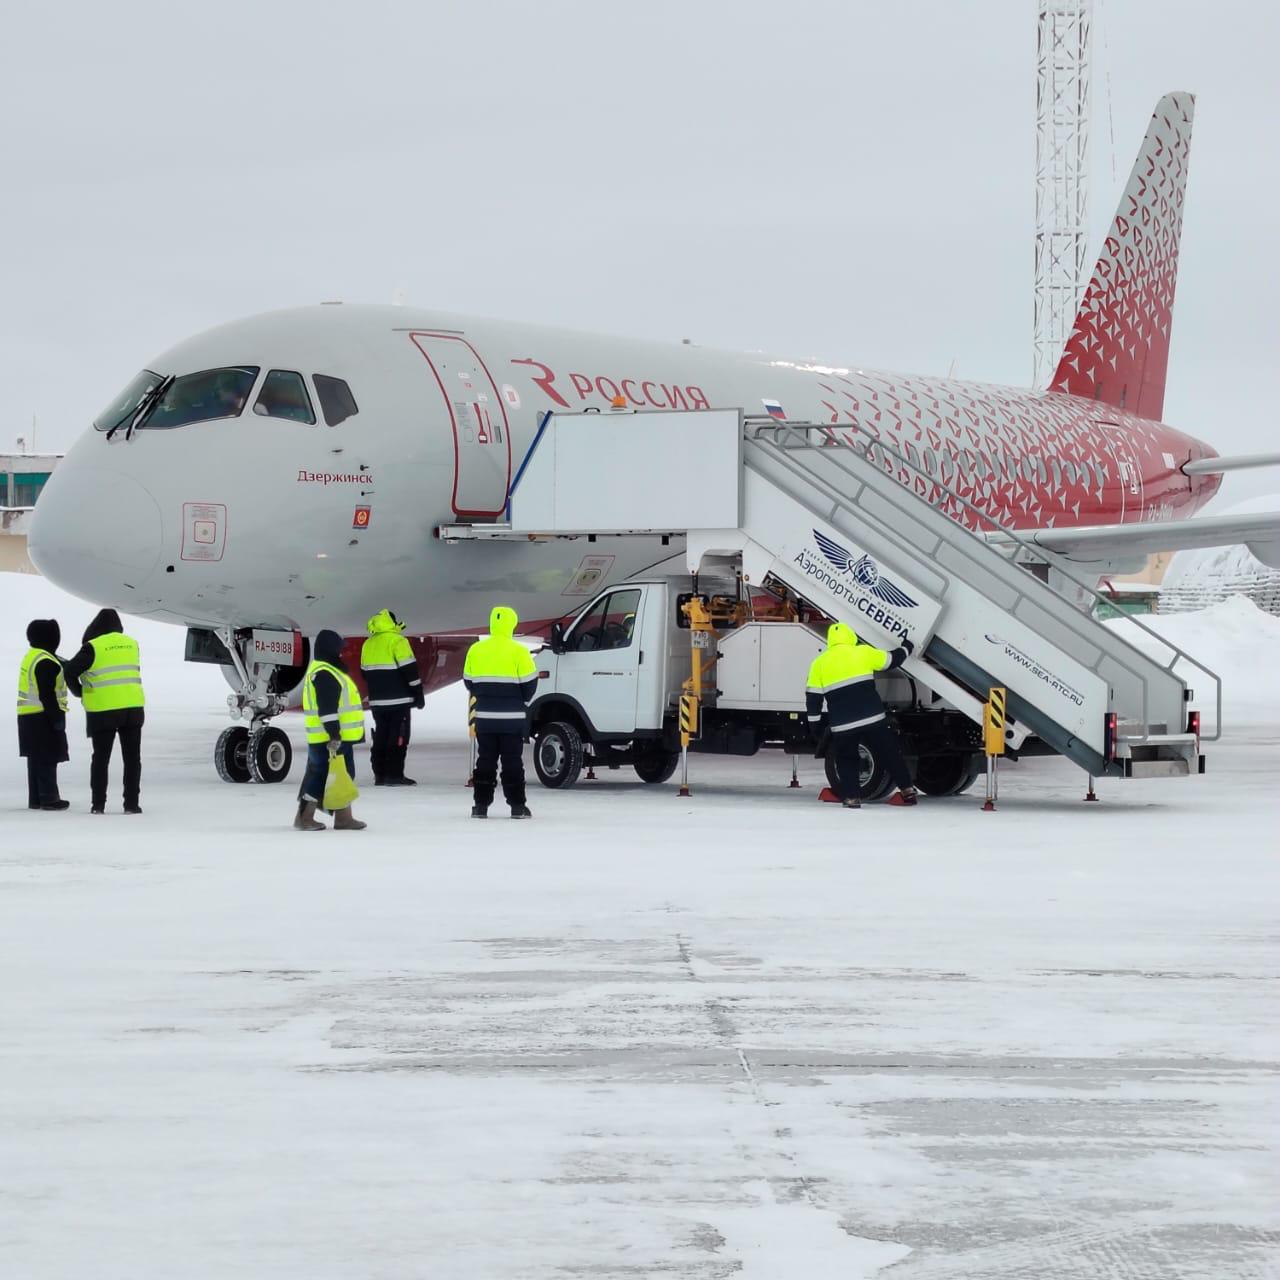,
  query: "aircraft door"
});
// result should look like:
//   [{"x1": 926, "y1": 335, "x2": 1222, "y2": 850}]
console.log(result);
[
  {"x1": 1097, "y1": 420, "x2": 1144, "y2": 520},
  {"x1": 411, "y1": 333, "x2": 512, "y2": 519}
]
